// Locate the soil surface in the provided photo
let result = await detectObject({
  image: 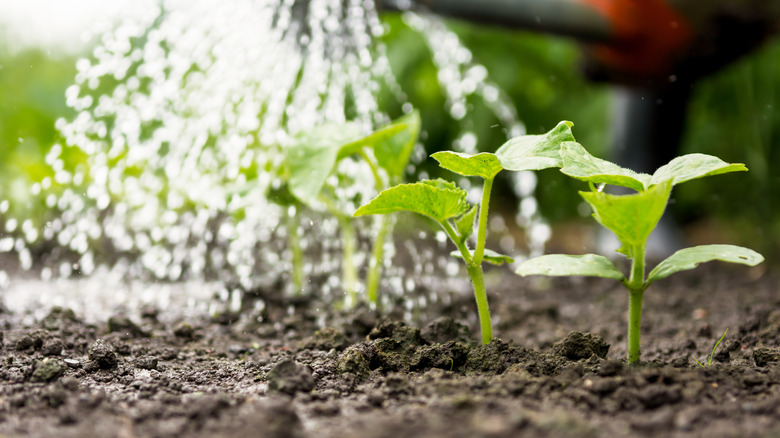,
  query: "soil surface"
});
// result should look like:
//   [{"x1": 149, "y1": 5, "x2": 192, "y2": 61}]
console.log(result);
[{"x1": 1, "y1": 262, "x2": 779, "y2": 438}]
